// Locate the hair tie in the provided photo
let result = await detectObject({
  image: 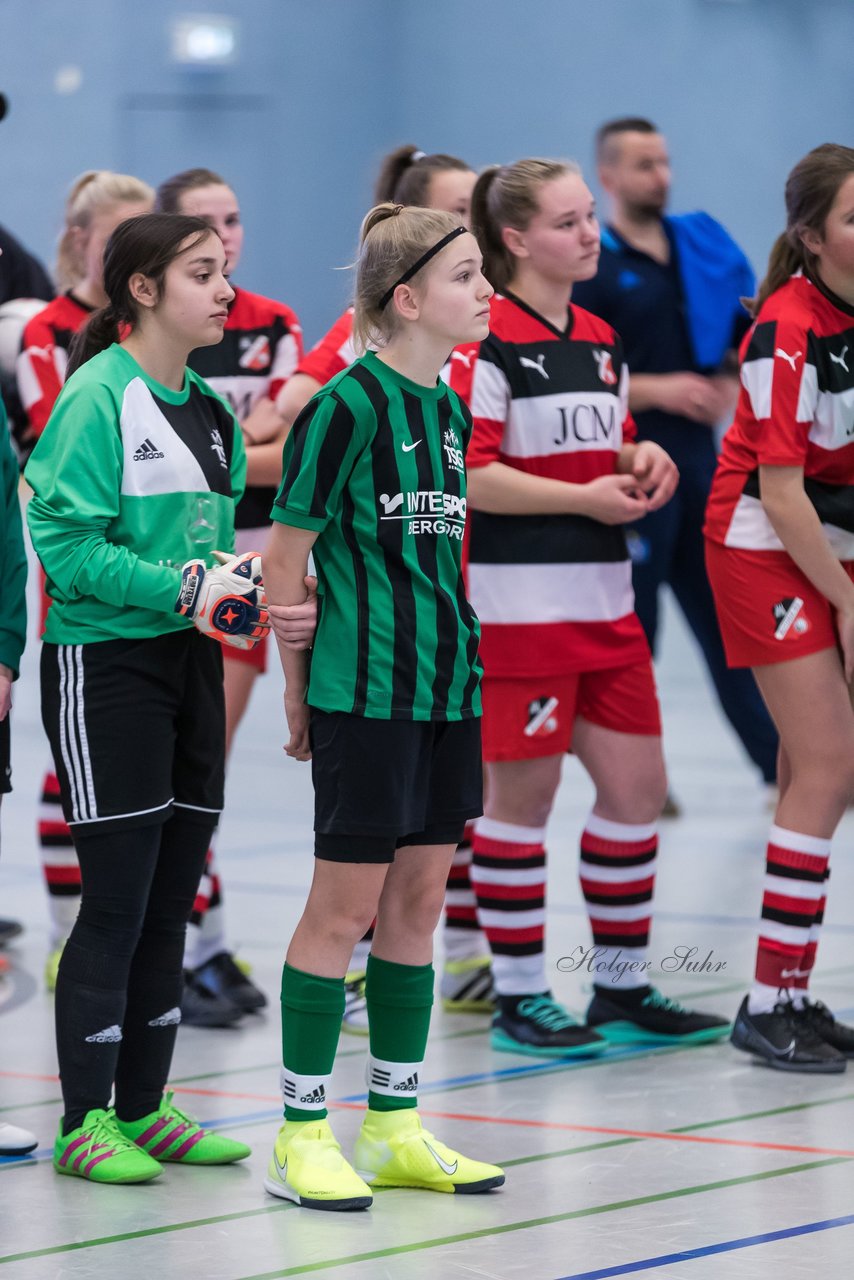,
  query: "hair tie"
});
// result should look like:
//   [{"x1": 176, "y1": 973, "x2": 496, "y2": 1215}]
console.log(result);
[
  {"x1": 411, "y1": 150, "x2": 427, "y2": 163},
  {"x1": 378, "y1": 225, "x2": 467, "y2": 310}
]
